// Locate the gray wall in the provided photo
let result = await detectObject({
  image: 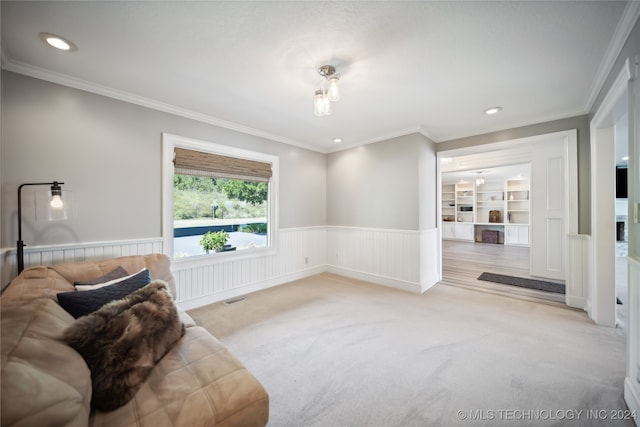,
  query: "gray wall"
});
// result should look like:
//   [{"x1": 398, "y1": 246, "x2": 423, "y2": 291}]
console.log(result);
[
  {"x1": 436, "y1": 115, "x2": 591, "y2": 234},
  {"x1": 327, "y1": 133, "x2": 436, "y2": 230},
  {"x1": 1, "y1": 71, "x2": 326, "y2": 248}
]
